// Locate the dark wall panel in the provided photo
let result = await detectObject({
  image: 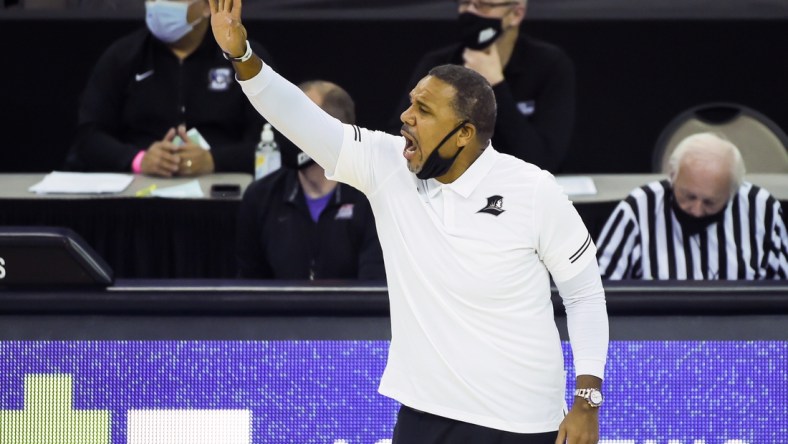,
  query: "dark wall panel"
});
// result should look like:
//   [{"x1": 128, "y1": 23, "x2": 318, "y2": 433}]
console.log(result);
[{"x1": 1, "y1": 19, "x2": 786, "y2": 173}]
